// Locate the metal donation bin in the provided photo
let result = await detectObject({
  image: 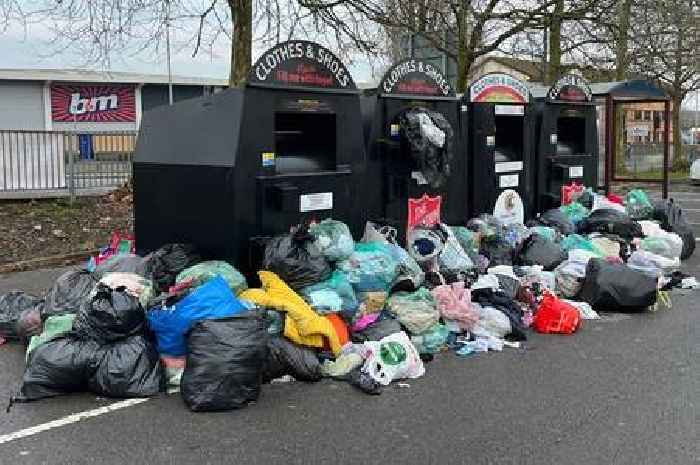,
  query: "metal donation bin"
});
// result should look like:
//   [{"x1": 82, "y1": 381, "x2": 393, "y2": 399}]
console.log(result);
[
  {"x1": 133, "y1": 40, "x2": 366, "y2": 271},
  {"x1": 361, "y1": 58, "x2": 466, "y2": 242},
  {"x1": 531, "y1": 74, "x2": 598, "y2": 211},
  {"x1": 463, "y1": 73, "x2": 535, "y2": 223}
]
